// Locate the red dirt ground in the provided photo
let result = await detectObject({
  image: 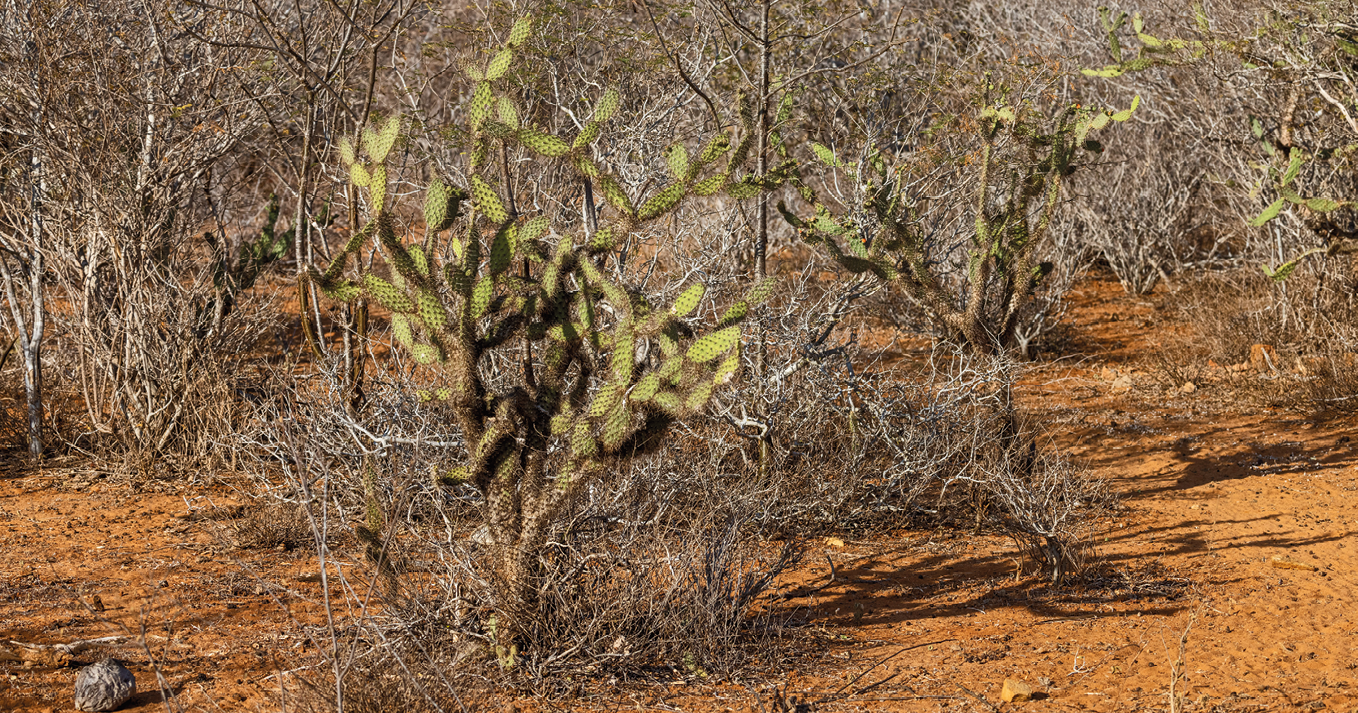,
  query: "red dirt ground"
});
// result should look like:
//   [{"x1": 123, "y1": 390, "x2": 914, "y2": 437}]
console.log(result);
[{"x1": 2, "y1": 275, "x2": 1356, "y2": 712}]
